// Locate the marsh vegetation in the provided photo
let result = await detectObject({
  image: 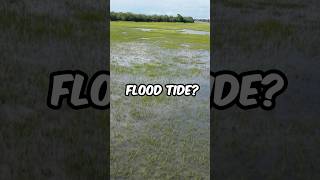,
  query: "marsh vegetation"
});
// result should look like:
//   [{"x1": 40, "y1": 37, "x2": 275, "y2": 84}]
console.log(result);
[
  {"x1": 212, "y1": 0, "x2": 320, "y2": 179},
  {"x1": 111, "y1": 21, "x2": 210, "y2": 179},
  {"x1": 0, "y1": 1, "x2": 108, "y2": 179}
]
